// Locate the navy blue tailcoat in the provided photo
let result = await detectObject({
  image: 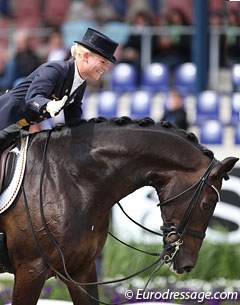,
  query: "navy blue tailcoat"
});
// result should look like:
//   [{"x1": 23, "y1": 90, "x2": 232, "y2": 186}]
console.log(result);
[{"x1": 0, "y1": 58, "x2": 86, "y2": 130}]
